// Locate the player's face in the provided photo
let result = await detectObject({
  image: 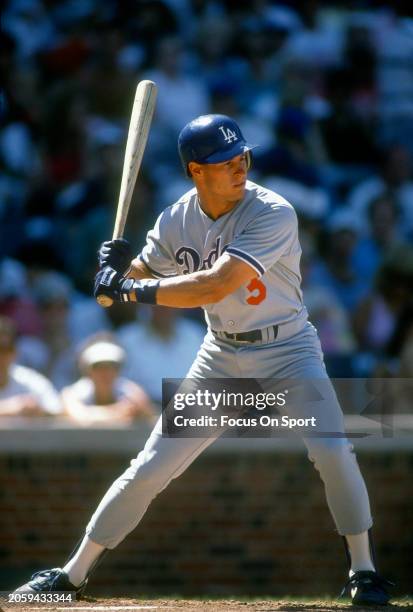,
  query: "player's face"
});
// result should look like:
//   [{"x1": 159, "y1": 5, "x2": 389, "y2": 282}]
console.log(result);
[{"x1": 194, "y1": 153, "x2": 248, "y2": 202}]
